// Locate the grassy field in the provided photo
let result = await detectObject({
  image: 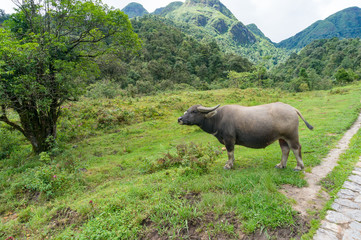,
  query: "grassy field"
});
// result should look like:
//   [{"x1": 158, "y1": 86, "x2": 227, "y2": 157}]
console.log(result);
[{"x1": 1, "y1": 83, "x2": 361, "y2": 239}]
